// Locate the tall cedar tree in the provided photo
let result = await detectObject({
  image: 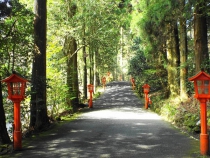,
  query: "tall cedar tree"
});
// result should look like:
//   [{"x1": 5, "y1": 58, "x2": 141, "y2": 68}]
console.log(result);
[
  {"x1": 167, "y1": 21, "x2": 180, "y2": 97},
  {"x1": 63, "y1": 2, "x2": 79, "y2": 112},
  {"x1": 0, "y1": 81, "x2": 11, "y2": 144},
  {"x1": 0, "y1": 0, "x2": 11, "y2": 145},
  {"x1": 194, "y1": 1, "x2": 209, "y2": 73},
  {"x1": 82, "y1": 24, "x2": 87, "y2": 99},
  {"x1": 179, "y1": 0, "x2": 188, "y2": 100},
  {"x1": 30, "y1": 0, "x2": 49, "y2": 130}
]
